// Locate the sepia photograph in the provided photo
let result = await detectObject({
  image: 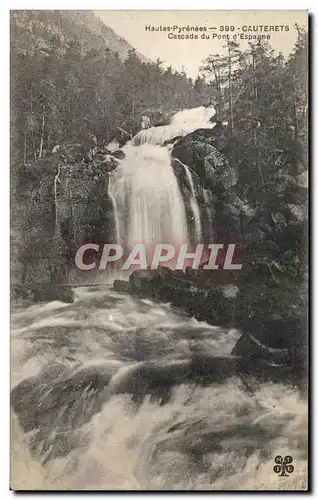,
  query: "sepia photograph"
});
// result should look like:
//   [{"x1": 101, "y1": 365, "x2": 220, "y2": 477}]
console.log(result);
[{"x1": 10, "y1": 9, "x2": 308, "y2": 491}]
